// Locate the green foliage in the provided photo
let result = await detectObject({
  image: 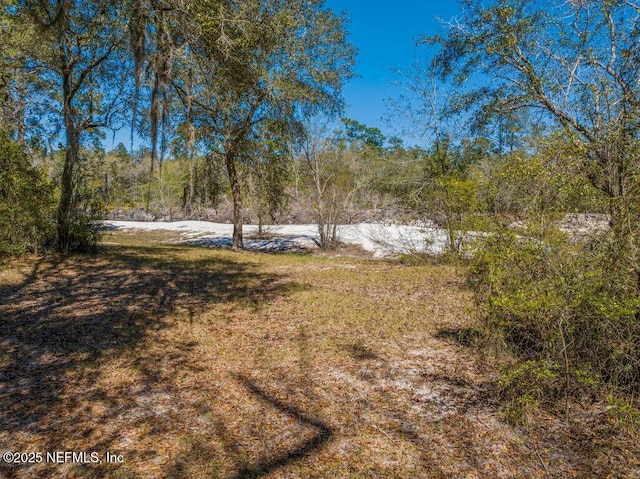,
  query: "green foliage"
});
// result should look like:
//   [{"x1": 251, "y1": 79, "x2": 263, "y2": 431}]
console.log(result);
[
  {"x1": 607, "y1": 394, "x2": 640, "y2": 428},
  {"x1": 245, "y1": 138, "x2": 291, "y2": 229},
  {"x1": 64, "y1": 150, "x2": 108, "y2": 253},
  {"x1": 471, "y1": 224, "x2": 640, "y2": 414},
  {"x1": 152, "y1": 161, "x2": 187, "y2": 218},
  {"x1": 66, "y1": 209, "x2": 103, "y2": 254},
  {"x1": 0, "y1": 132, "x2": 54, "y2": 254},
  {"x1": 190, "y1": 154, "x2": 226, "y2": 210},
  {"x1": 498, "y1": 360, "x2": 561, "y2": 423},
  {"x1": 101, "y1": 144, "x2": 138, "y2": 209},
  {"x1": 177, "y1": 0, "x2": 356, "y2": 248},
  {"x1": 427, "y1": 173, "x2": 485, "y2": 253},
  {"x1": 483, "y1": 144, "x2": 607, "y2": 219},
  {"x1": 341, "y1": 118, "x2": 385, "y2": 150},
  {"x1": 426, "y1": 3, "x2": 640, "y2": 421}
]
